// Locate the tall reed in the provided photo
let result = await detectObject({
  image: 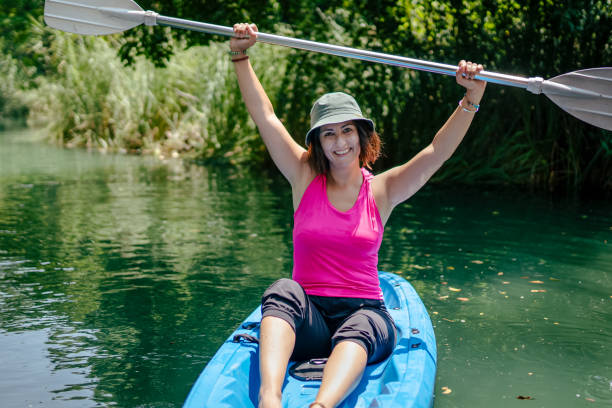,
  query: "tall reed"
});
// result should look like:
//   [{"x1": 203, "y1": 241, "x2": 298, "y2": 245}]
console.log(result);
[
  {"x1": 0, "y1": 48, "x2": 29, "y2": 129},
  {"x1": 26, "y1": 22, "x2": 289, "y2": 166}
]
